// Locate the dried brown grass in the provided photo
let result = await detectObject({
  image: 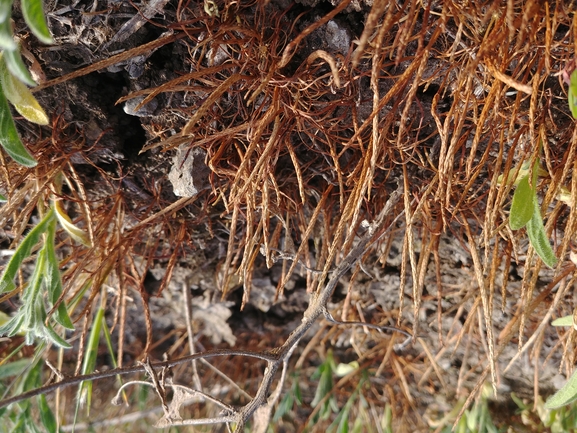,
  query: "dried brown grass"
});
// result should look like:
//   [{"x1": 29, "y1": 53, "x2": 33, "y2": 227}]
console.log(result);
[{"x1": 2, "y1": 0, "x2": 577, "y2": 428}]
